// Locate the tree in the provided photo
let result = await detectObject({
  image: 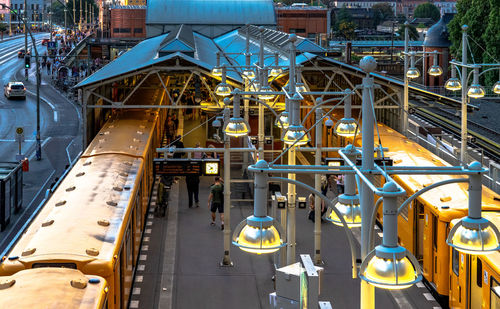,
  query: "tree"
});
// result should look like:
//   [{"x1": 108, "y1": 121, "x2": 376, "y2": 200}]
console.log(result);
[
  {"x1": 397, "y1": 24, "x2": 419, "y2": 41},
  {"x1": 448, "y1": 0, "x2": 499, "y2": 86},
  {"x1": 413, "y1": 3, "x2": 440, "y2": 22},
  {"x1": 338, "y1": 21, "x2": 356, "y2": 40},
  {"x1": 372, "y1": 3, "x2": 394, "y2": 26},
  {"x1": 334, "y1": 6, "x2": 352, "y2": 30}
]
